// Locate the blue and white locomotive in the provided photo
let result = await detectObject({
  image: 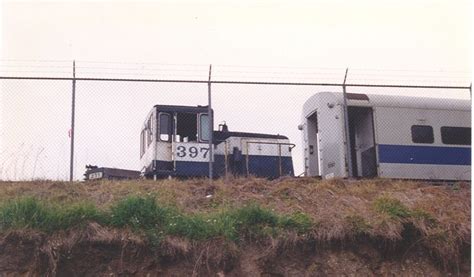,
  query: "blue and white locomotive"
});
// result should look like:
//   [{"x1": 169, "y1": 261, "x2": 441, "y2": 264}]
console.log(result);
[{"x1": 140, "y1": 105, "x2": 294, "y2": 179}]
